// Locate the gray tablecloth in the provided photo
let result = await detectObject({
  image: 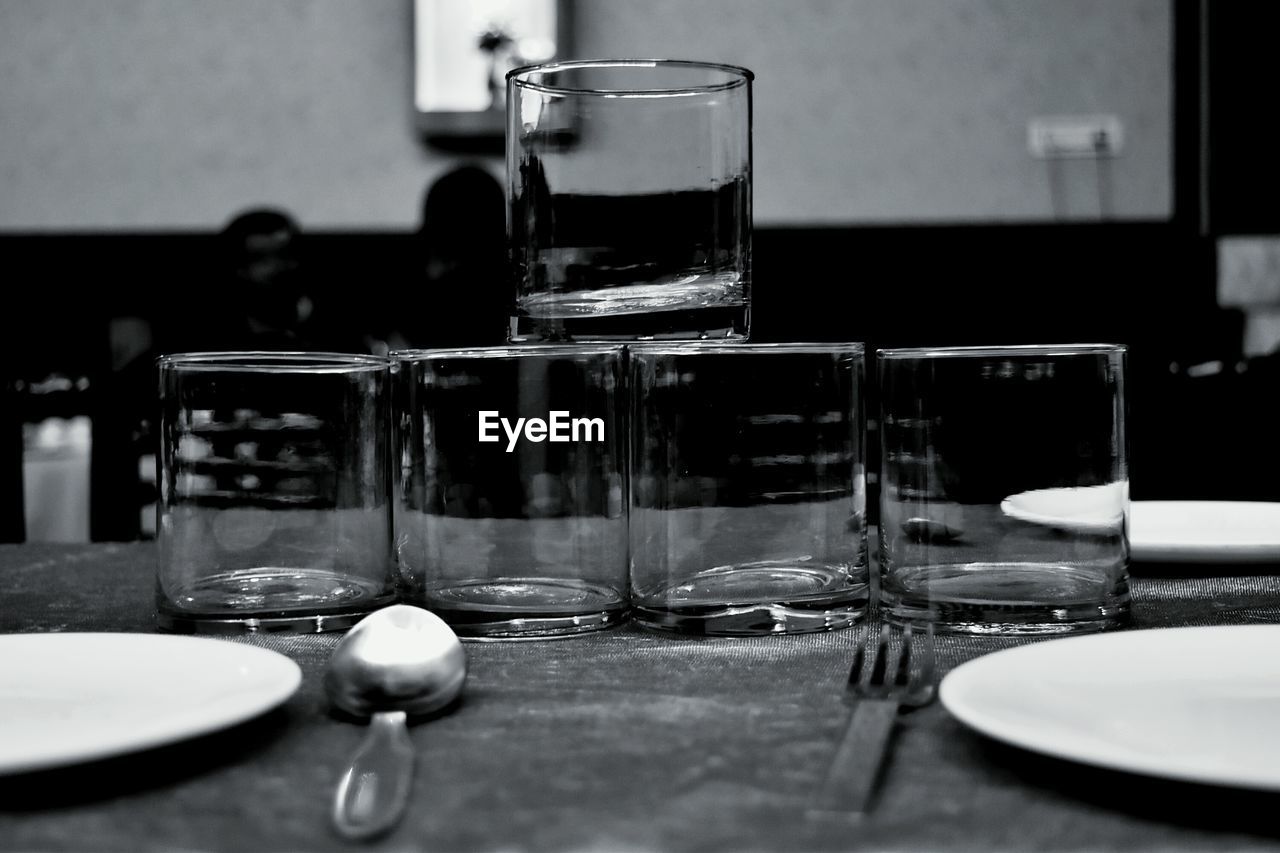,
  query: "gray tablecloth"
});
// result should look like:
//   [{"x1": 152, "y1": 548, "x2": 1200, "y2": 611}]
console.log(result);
[{"x1": 2, "y1": 542, "x2": 1279, "y2": 852}]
